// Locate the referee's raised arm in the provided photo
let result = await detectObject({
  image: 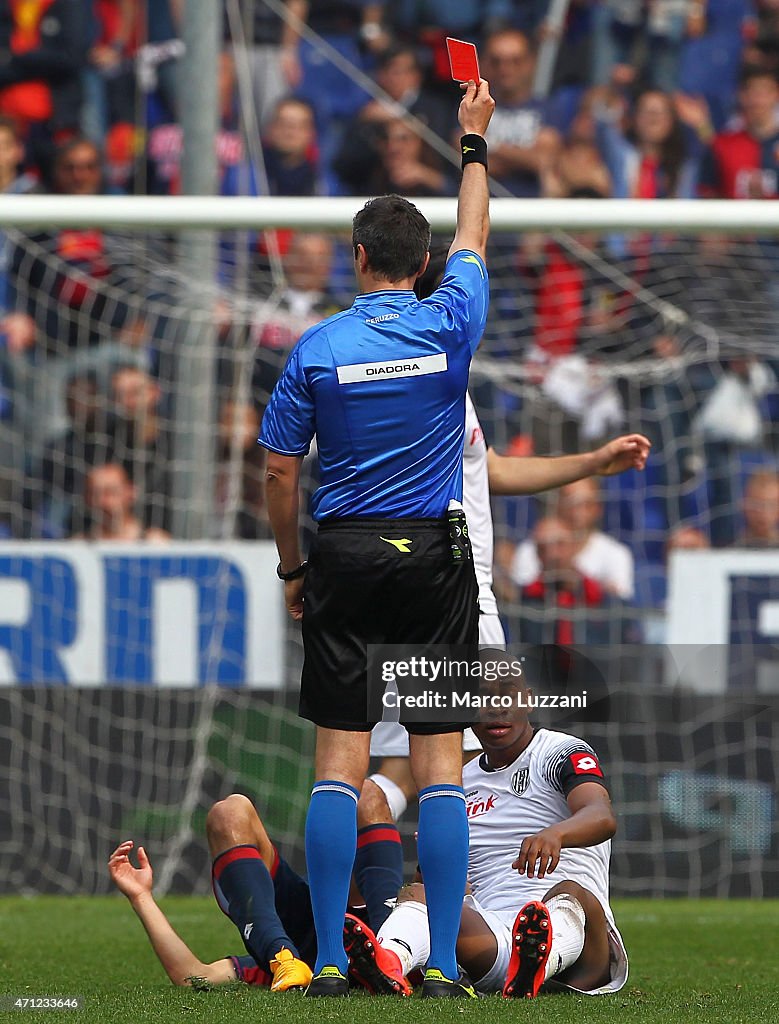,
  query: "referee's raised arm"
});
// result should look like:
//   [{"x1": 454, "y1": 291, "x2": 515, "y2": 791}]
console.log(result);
[
  {"x1": 449, "y1": 79, "x2": 495, "y2": 262},
  {"x1": 258, "y1": 75, "x2": 496, "y2": 998}
]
